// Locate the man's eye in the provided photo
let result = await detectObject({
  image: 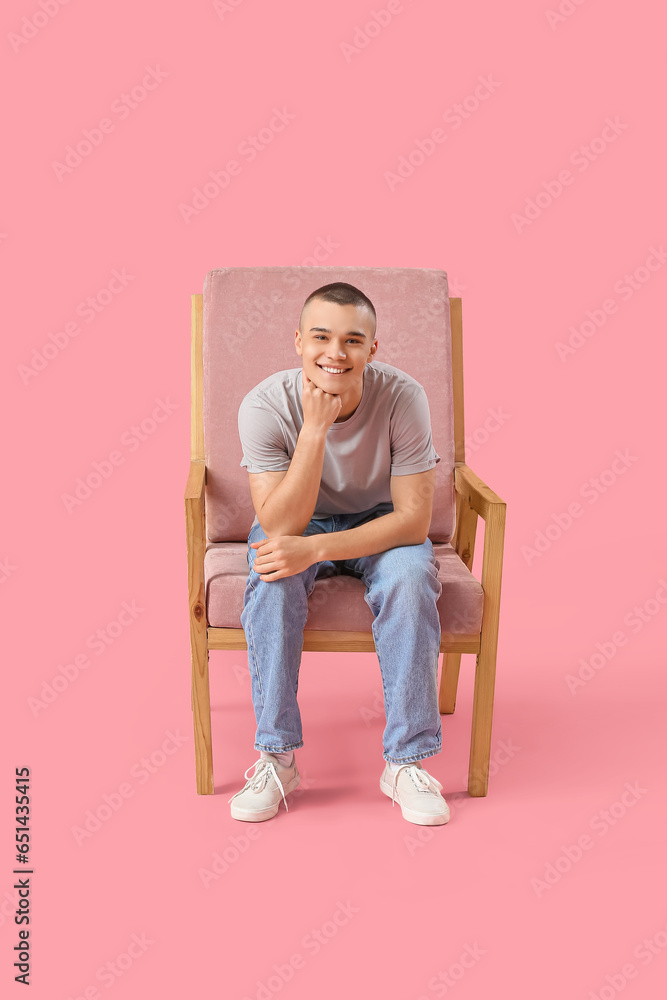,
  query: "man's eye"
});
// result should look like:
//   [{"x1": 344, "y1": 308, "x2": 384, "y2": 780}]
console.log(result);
[{"x1": 314, "y1": 336, "x2": 361, "y2": 343}]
